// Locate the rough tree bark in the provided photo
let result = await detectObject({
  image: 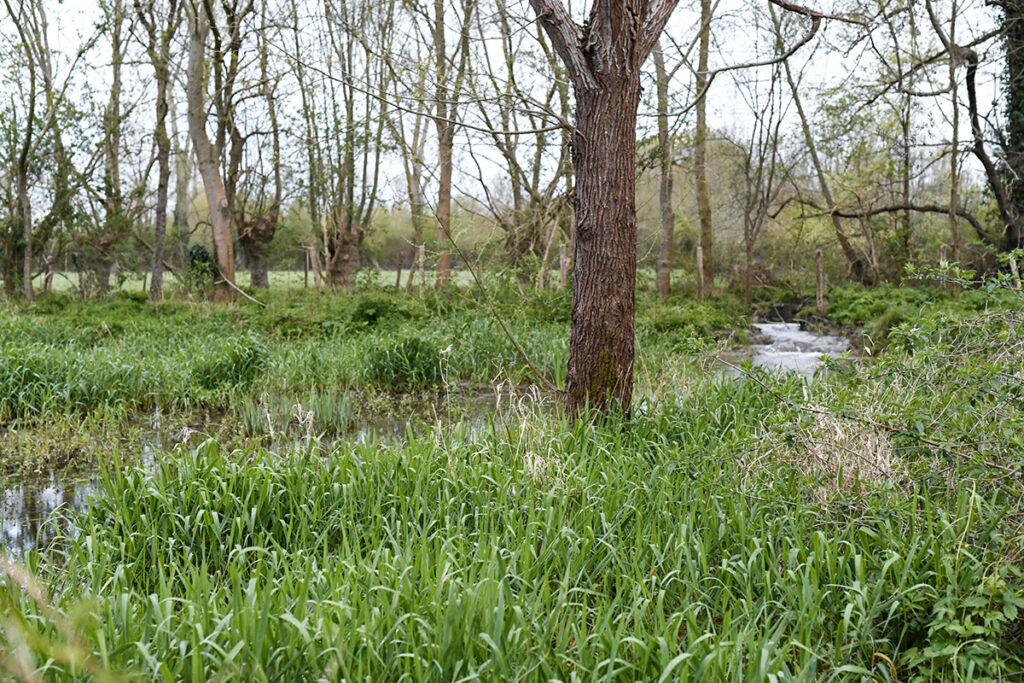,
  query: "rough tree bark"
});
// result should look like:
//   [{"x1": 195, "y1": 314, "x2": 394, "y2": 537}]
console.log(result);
[
  {"x1": 529, "y1": 0, "x2": 679, "y2": 416},
  {"x1": 185, "y1": 0, "x2": 235, "y2": 301}
]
